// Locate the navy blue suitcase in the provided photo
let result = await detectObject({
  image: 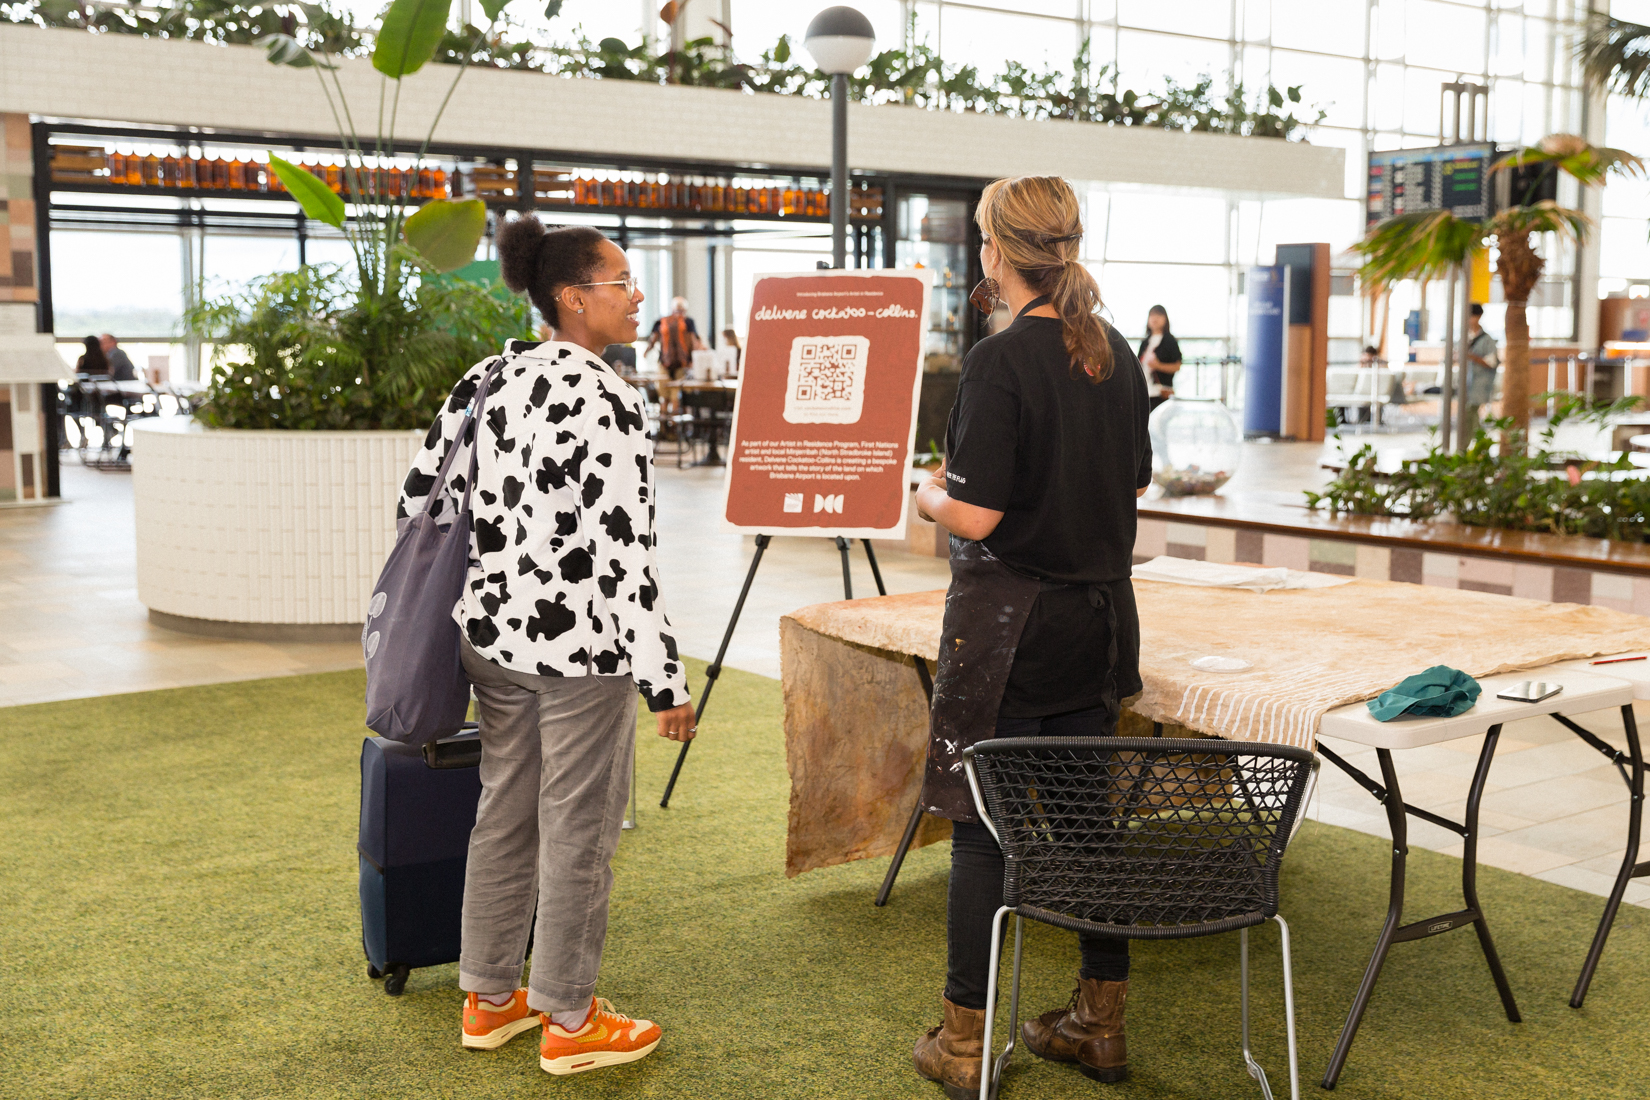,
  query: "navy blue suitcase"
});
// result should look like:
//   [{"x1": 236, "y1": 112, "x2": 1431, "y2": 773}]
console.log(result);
[{"x1": 358, "y1": 726, "x2": 483, "y2": 995}]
